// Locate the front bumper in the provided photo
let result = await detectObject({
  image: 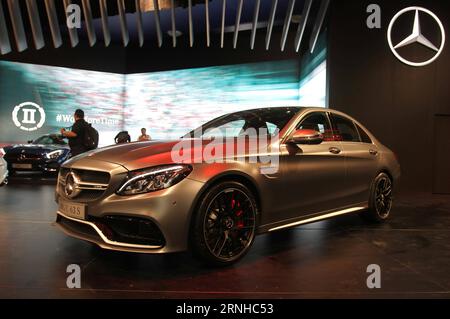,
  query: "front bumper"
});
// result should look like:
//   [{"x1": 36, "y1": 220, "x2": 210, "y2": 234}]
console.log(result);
[
  {"x1": 55, "y1": 211, "x2": 165, "y2": 253},
  {"x1": 55, "y1": 161, "x2": 205, "y2": 253},
  {"x1": 7, "y1": 157, "x2": 66, "y2": 173}
]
